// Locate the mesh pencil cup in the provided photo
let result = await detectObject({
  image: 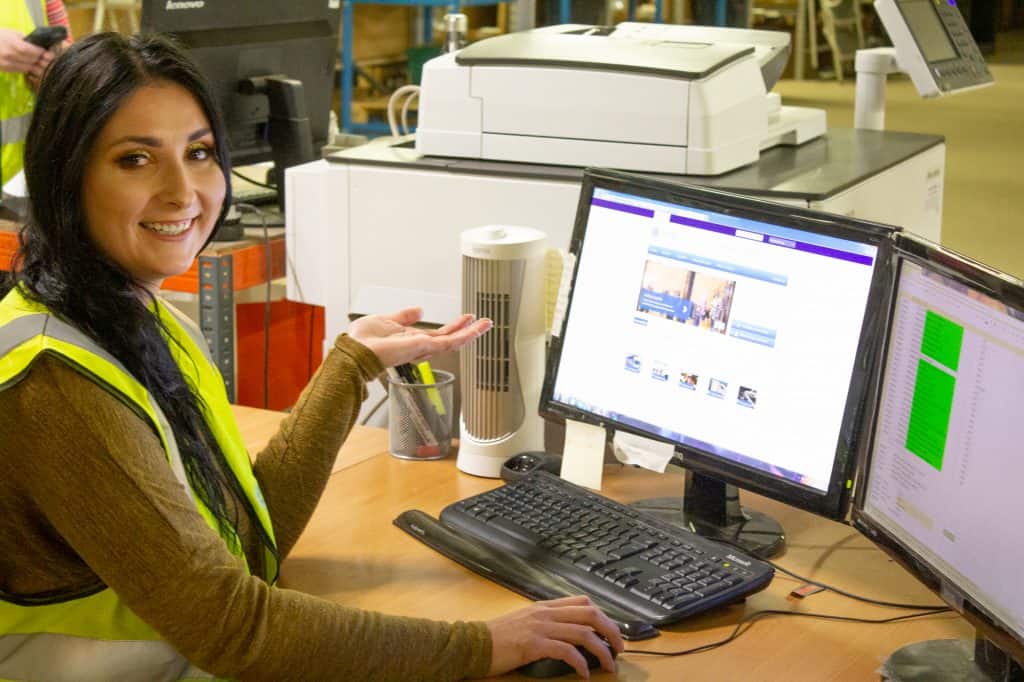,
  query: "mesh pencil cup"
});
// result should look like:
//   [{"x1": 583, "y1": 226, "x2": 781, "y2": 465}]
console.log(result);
[{"x1": 388, "y1": 370, "x2": 455, "y2": 460}]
